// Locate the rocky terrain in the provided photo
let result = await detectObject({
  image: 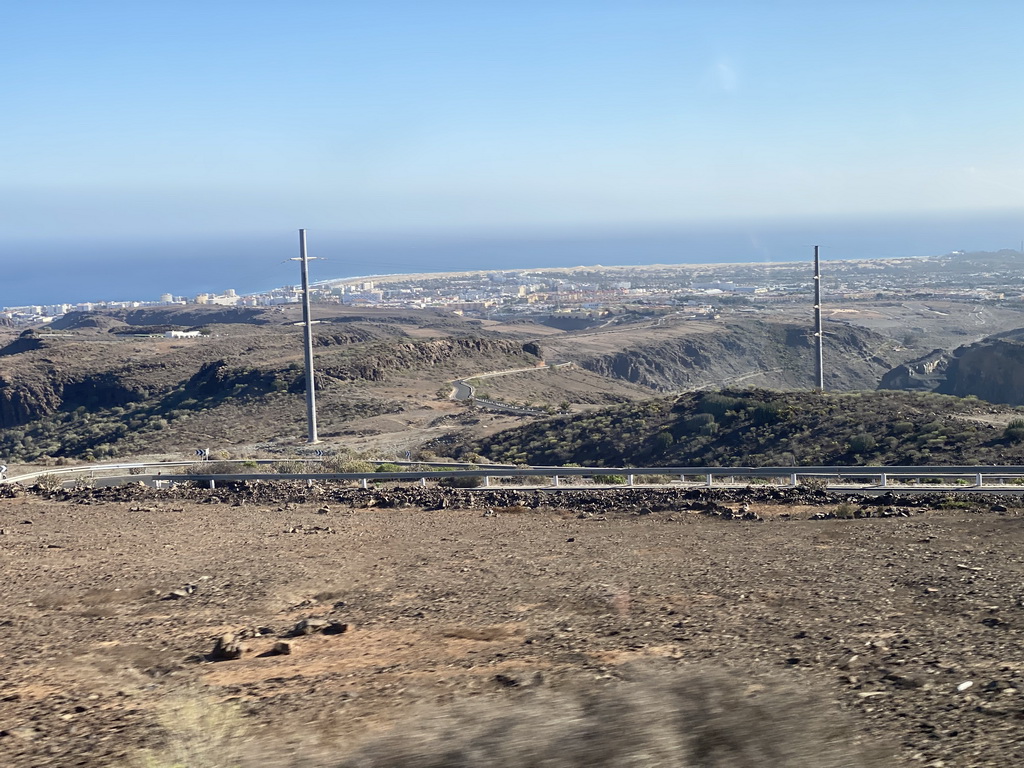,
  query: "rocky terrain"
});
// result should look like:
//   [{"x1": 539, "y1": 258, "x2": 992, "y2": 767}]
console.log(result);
[
  {"x1": 881, "y1": 328, "x2": 1024, "y2": 406},
  {"x1": 1, "y1": 482, "x2": 1023, "y2": 766},
  {"x1": 5, "y1": 300, "x2": 1024, "y2": 466},
  {"x1": 0, "y1": 307, "x2": 548, "y2": 462},
  {"x1": 537, "y1": 317, "x2": 901, "y2": 393}
]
